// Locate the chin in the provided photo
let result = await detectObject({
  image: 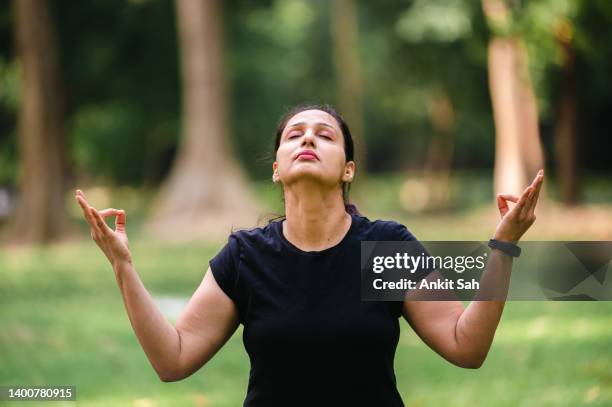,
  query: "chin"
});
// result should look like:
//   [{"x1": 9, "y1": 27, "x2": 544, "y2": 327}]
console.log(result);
[{"x1": 284, "y1": 169, "x2": 332, "y2": 185}]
